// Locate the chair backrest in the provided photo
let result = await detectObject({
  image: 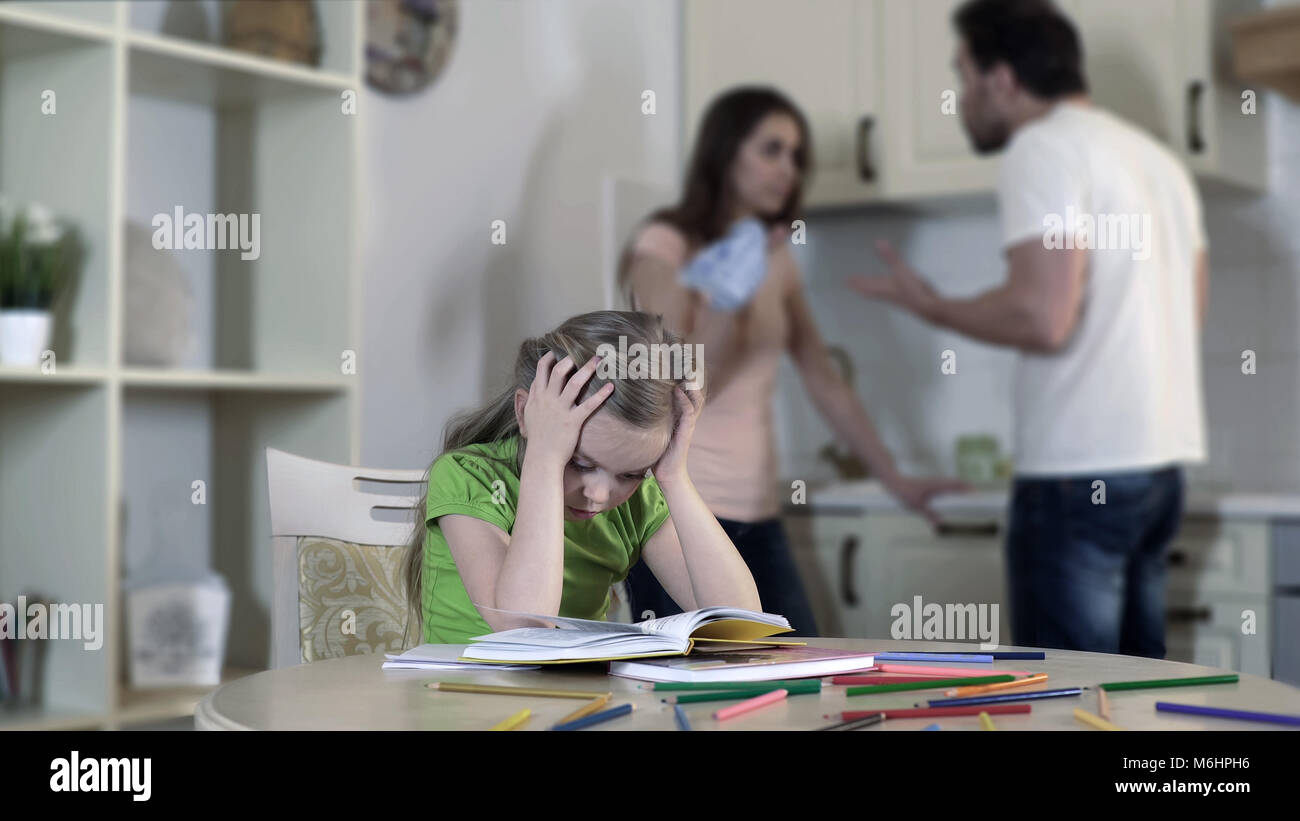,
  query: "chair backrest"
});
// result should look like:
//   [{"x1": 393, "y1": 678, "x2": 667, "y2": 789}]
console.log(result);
[{"x1": 265, "y1": 447, "x2": 427, "y2": 668}]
